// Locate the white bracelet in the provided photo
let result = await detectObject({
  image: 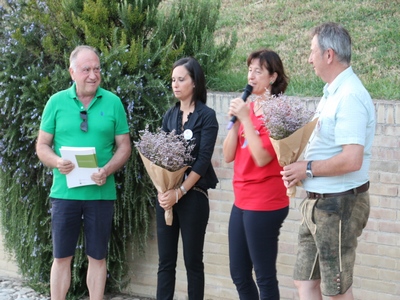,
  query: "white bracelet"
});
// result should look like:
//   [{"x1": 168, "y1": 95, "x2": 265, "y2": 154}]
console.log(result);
[
  {"x1": 175, "y1": 189, "x2": 179, "y2": 203},
  {"x1": 180, "y1": 185, "x2": 187, "y2": 195}
]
